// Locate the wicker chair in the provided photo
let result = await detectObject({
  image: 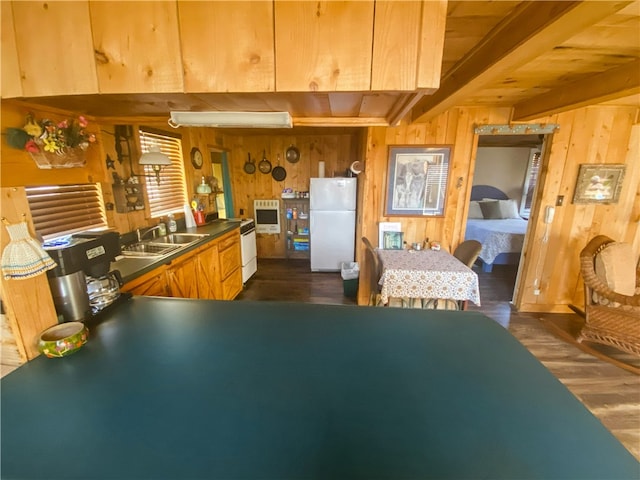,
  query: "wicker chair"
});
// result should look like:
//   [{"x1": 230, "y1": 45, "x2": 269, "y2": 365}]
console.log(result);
[{"x1": 578, "y1": 235, "x2": 640, "y2": 356}]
